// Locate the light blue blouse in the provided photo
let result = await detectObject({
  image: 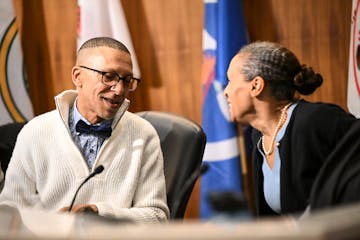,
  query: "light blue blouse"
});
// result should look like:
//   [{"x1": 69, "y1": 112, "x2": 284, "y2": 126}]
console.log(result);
[{"x1": 257, "y1": 102, "x2": 298, "y2": 213}]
